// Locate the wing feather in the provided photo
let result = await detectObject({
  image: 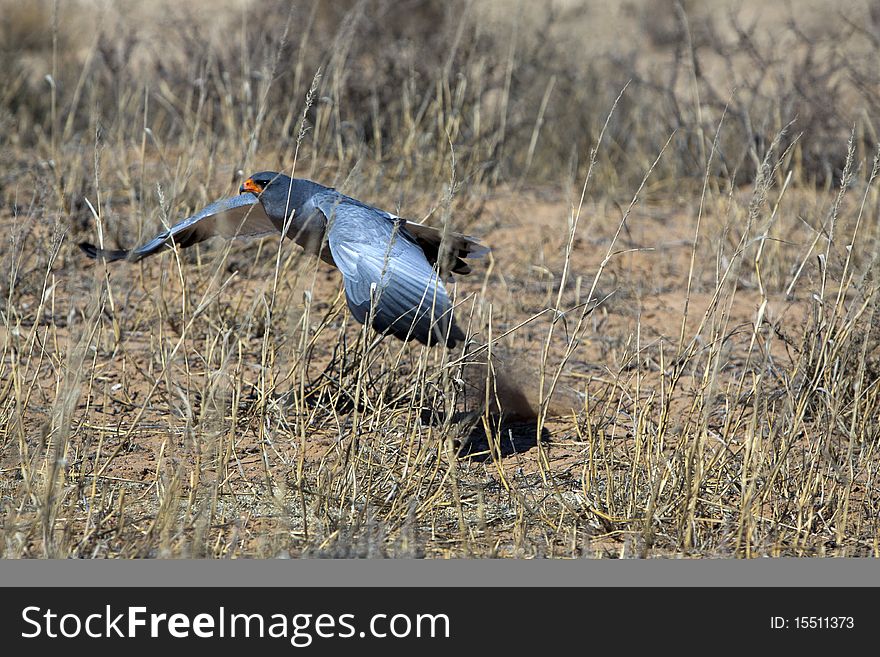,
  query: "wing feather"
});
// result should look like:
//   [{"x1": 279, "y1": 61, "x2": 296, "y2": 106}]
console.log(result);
[
  {"x1": 321, "y1": 198, "x2": 465, "y2": 347},
  {"x1": 79, "y1": 193, "x2": 277, "y2": 262}
]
